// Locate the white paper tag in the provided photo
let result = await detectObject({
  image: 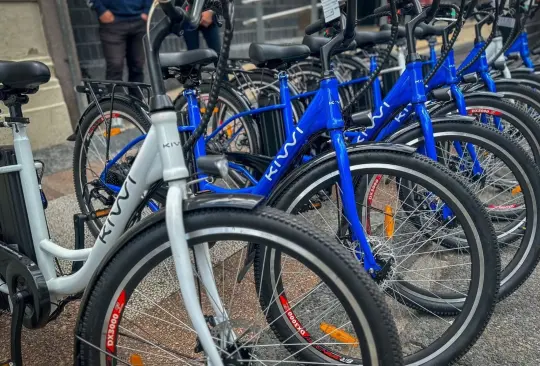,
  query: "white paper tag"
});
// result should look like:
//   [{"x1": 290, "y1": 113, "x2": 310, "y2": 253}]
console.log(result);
[
  {"x1": 497, "y1": 16, "x2": 516, "y2": 28},
  {"x1": 321, "y1": 0, "x2": 341, "y2": 23}
]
